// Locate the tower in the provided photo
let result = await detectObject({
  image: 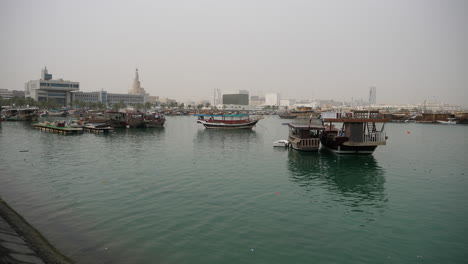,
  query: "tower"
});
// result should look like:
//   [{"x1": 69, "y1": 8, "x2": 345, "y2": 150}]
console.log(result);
[
  {"x1": 41, "y1": 66, "x2": 52, "y2": 80},
  {"x1": 369, "y1": 87, "x2": 376, "y2": 105},
  {"x1": 129, "y1": 68, "x2": 144, "y2": 95}
]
